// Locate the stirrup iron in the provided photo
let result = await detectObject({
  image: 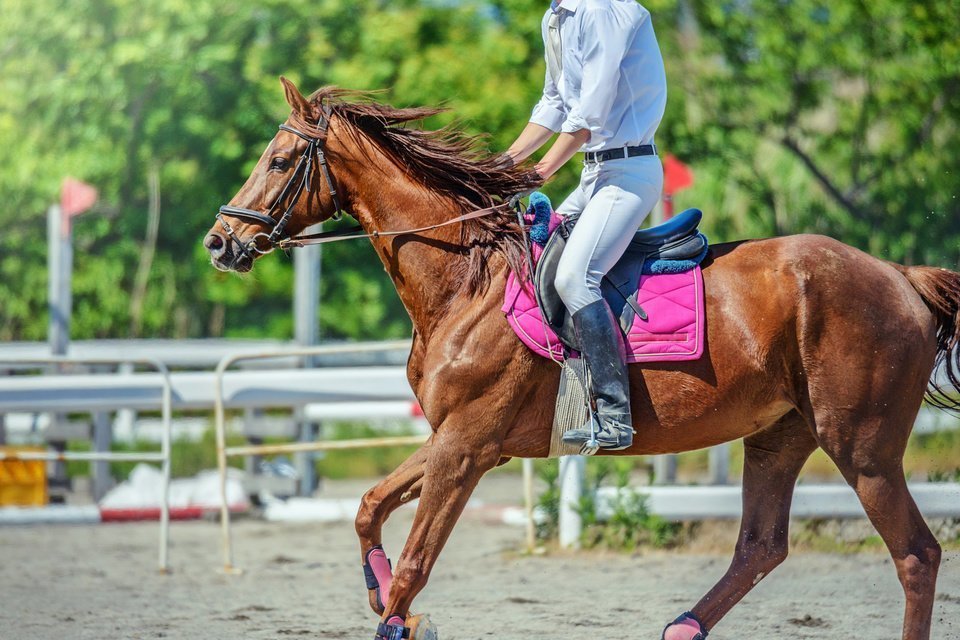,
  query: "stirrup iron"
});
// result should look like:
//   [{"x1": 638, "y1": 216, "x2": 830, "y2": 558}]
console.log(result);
[{"x1": 581, "y1": 412, "x2": 600, "y2": 456}]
